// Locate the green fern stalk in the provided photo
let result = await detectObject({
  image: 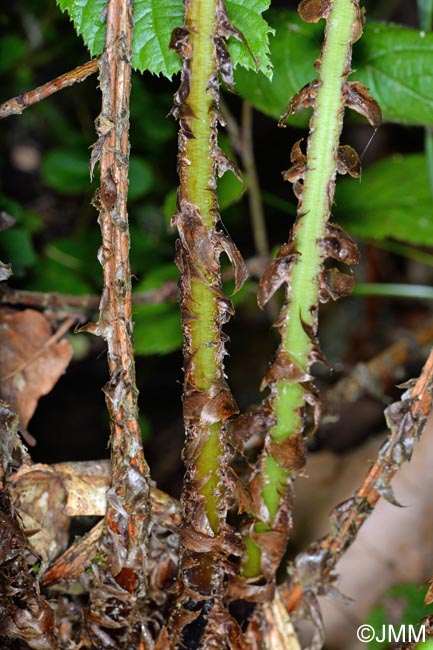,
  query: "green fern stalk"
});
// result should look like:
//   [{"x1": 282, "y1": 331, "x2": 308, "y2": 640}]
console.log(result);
[
  {"x1": 243, "y1": 0, "x2": 365, "y2": 579},
  {"x1": 170, "y1": 0, "x2": 247, "y2": 609}
]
